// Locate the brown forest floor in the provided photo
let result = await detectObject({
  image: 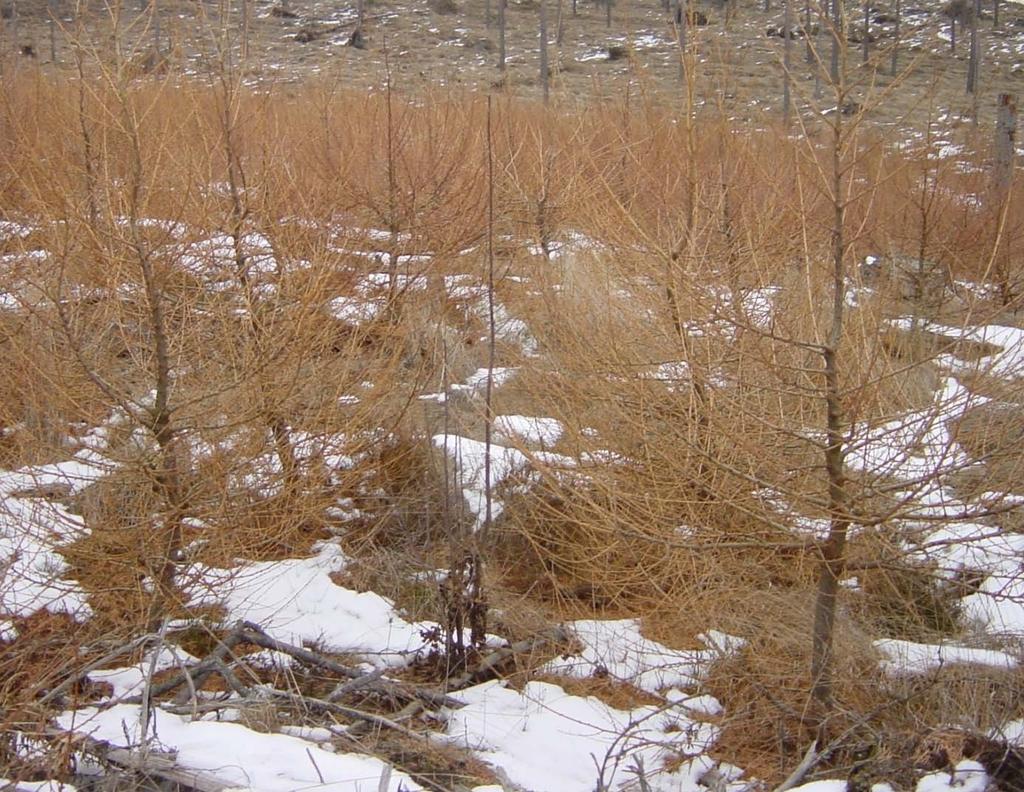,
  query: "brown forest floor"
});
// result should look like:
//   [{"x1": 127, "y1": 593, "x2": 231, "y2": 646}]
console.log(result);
[{"x1": 3, "y1": 0, "x2": 1024, "y2": 130}]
